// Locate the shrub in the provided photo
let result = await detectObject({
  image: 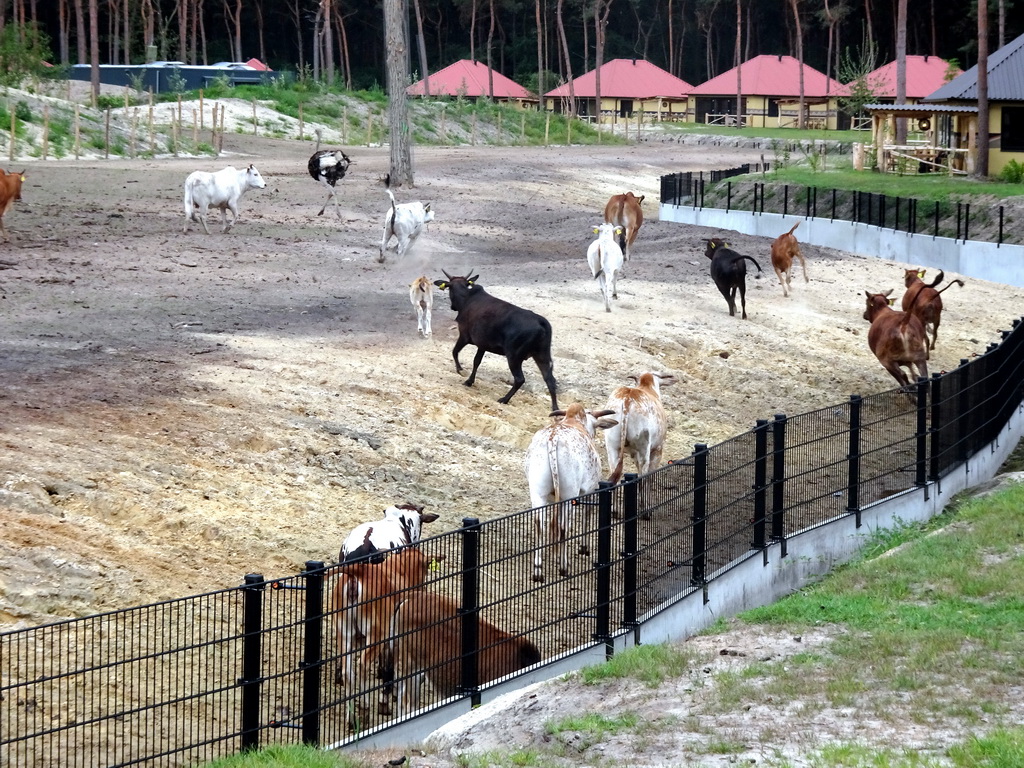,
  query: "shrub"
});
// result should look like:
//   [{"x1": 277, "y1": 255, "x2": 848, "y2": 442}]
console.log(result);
[{"x1": 998, "y1": 159, "x2": 1024, "y2": 184}]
